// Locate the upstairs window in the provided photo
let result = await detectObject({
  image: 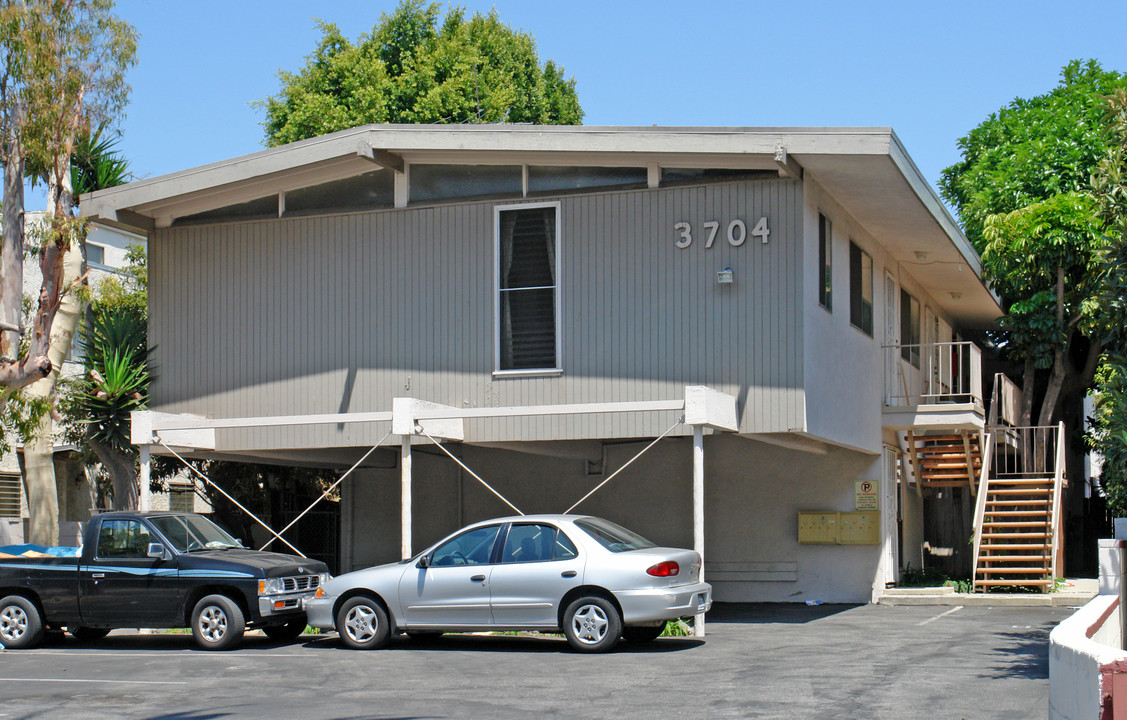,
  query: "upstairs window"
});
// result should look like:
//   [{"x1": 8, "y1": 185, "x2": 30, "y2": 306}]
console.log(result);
[
  {"x1": 496, "y1": 202, "x2": 560, "y2": 372},
  {"x1": 900, "y1": 289, "x2": 921, "y2": 367},
  {"x1": 818, "y1": 214, "x2": 832, "y2": 310},
  {"x1": 849, "y1": 241, "x2": 873, "y2": 336}
]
